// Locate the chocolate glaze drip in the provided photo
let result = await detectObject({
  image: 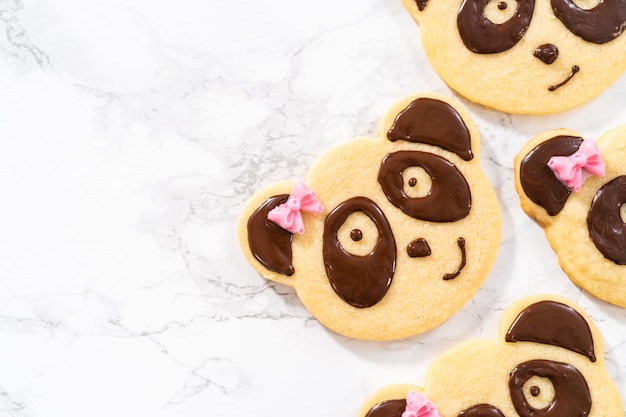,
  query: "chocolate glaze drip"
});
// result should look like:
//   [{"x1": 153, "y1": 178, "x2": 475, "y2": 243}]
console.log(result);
[
  {"x1": 530, "y1": 386, "x2": 541, "y2": 397},
  {"x1": 552, "y1": 0, "x2": 626, "y2": 44},
  {"x1": 387, "y1": 98, "x2": 473, "y2": 161},
  {"x1": 587, "y1": 175, "x2": 626, "y2": 264},
  {"x1": 458, "y1": 404, "x2": 506, "y2": 417},
  {"x1": 534, "y1": 43, "x2": 559, "y2": 64},
  {"x1": 323, "y1": 197, "x2": 396, "y2": 308},
  {"x1": 509, "y1": 360, "x2": 591, "y2": 417},
  {"x1": 407, "y1": 238, "x2": 431, "y2": 258},
  {"x1": 247, "y1": 195, "x2": 294, "y2": 276},
  {"x1": 364, "y1": 399, "x2": 406, "y2": 417},
  {"x1": 505, "y1": 300, "x2": 596, "y2": 362},
  {"x1": 378, "y1": 151, "x2": 471, "y2": 222},
  {"x1": 457, "y1": 0, "x2": 535, "y2": 54},
  {"x1": 519, "y1": 135, "x2": 584, "y2": 216}
]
